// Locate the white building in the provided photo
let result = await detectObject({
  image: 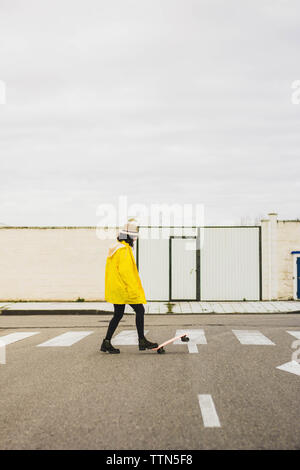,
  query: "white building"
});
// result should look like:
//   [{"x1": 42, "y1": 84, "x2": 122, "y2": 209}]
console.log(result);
[{"x1": 0, "y1": 213, "x2": 299, "y2": 301}]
